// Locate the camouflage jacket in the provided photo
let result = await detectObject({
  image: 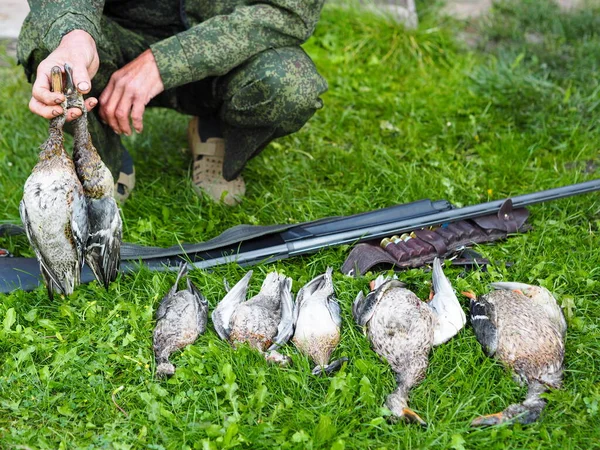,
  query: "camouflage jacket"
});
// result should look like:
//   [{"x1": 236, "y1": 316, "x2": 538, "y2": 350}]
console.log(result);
[{"x1": 23, "y1": 0, "x2": 324, "y2": 90}]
